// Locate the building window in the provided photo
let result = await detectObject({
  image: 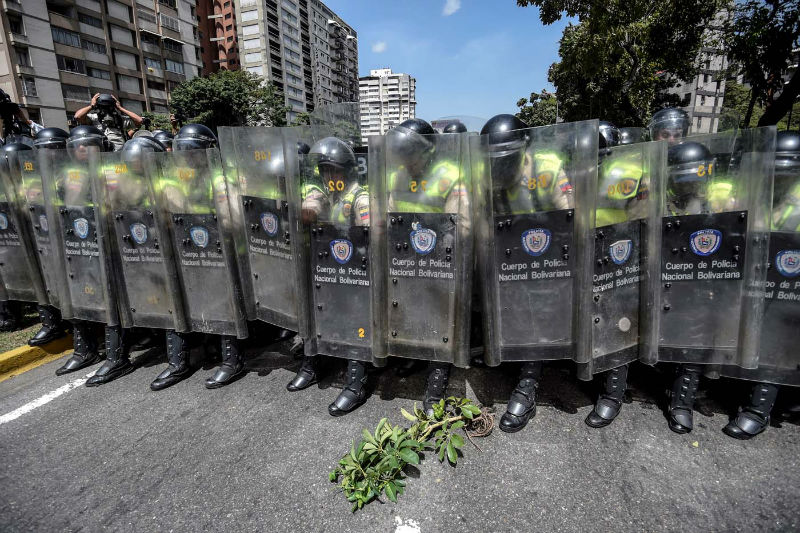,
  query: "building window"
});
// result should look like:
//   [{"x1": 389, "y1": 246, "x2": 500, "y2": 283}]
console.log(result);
[
  {"x1": 164, "y1": 40, "x2": 182, "y2": 53},
  {"x1": 241, "y1": 10, "x2": 258, "y2": 22},
  {"x1": 139, "y1": 11, "x2": 157, "y2": 24},
  {"x1": 224, "y1": 1, "x2": 231, "y2": 6},
  {"x1": 51, "y1": 27, "x2": 81, "y2": 48},
  {"x1": 160, "y1": 13, "x2": 180, "y2": 32},
  {"x1": 225, "y1": 13, "x2": 232, "y2": 19},
  {"x1": 243, "y1": 38, "x2": 260, "y2": 50},
  {"x1": 226, "y1": 24, "x2": 233, "y2": 31},
  {"x1": 144, "y1": 57, "x2": 162, "y2": 70},
  {"x1": 165, "y1": 59, "x2": 185, "y2": 74},
  {"x1": 246, "y1": 65, "x2": 263, "y2": 75},
  {"x1": 287, "y1": 97, "x2": 304, "y2": 109},
  {"x1": 14, "y1": 47, "x2": 30, "y2": 67},
  {"x1": 21, "y1": 77, "x2": 37, "y2": 97},
  {"x1": 87, "y1": 67, "x2": 111, "y2": 80},
  {"x1": 141, "y1": 32, "x2": 160, "y2": 46},
  {"x1": 282, "y1": 9, "x2": 298, "y2": 23},
  {"x1": 78, "y1": 13, "x2": 102, "y2": 28},
  {"x1": 8, "y1": 15, "x2": 23, "y2": 35},
  {"x1": 158, "y1": 0, "x2": 177, "y2": 8},
  {"x1": 283, "y1": 0, "x2": 297, "y2": 11},
  {"x1": 243, "y1": 25, "x2": 259, "y2": 36},
  {"x1": 227, "y1": 36, "x2": 233, "y2": 42},
  {"x1": 56, "y1": 55, "x2": 87, "y2": 74},
  {"x1": 82, "y1": 39, "x2": 107, "y2": 54}
]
